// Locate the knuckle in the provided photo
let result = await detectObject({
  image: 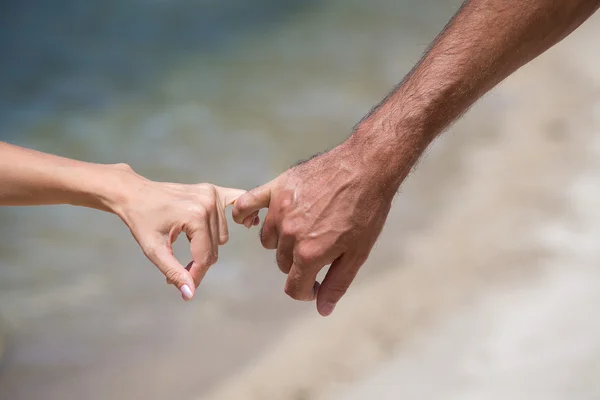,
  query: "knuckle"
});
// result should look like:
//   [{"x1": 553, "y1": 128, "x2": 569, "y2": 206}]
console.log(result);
[
  {"x1": 234, "y1": 194, "x2": 250, "y2": 211},
  {"x1": 295, "y1": 243, "x2": 320, "y2": 265},
  {"x1": 191, "y1": 205, "x2": 208, "y2": 219},
  {"x1": 203, "y1": 201, "x2": 217, "y2": 215},
  {"x1": 165, "y1": 269, "x2": 183, "y2": 285},
  {"x1": 142, "y1": 243, "x2": 159, "y2": 260},
  {"x1": 231, "y1": 206, "x2": 244, "y2": 222},
  {"x1": 197, "y1": 252, "x2": 218, "y2": 268},
  {"x1": 280, "y1": 194, "x2": 294, "y2": 209},
  {"x1": 196, "y1": 183, "x2": 215, "y2": 194},
  {"x1": 280, "y1": 220, "x2": 297, "y2": 237},
  {"x1": 325, "y1": 283, "x2": 349, "y2": 299},
  {"x1": 207, "y1": 184, "x2": 218, "y2": 196},
  {"x1": 114, "y1": 162, "x2": 134, "y2": 173}
]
